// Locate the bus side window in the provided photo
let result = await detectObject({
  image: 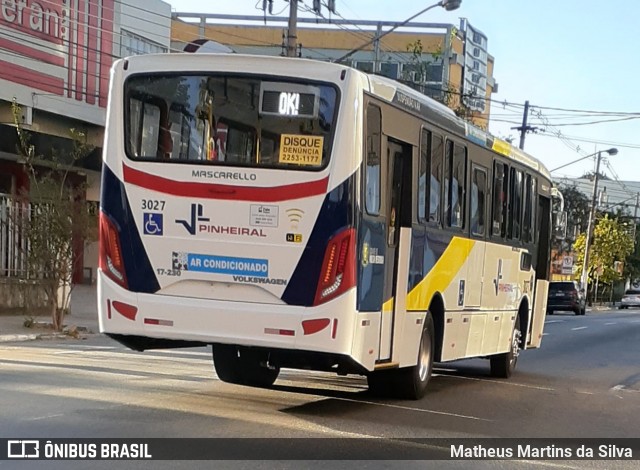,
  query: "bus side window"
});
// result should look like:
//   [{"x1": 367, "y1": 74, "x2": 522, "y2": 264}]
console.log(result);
[
  {"x1": 446, "y1": 142, "x2": 466, "y2": 229},
  {"x1": 418, "y1": 128, "x2": 431, "y2": 222},
  {"x1": 471, "y1": 166, "x2": 487, "y2": 236},
  {"x1": 492, "y1": 162, "x2": 508, "y2": 238},
  {"x1": 365, "y1": 104, "x2": 382, "y2": 216},
  {"x1": 509, "y1": 167, "x2": 523, "y2": 240},
  {"x1": 522, "y1": 174, "x2": 533, "y2": 243},
  {"x1": 429, "y1": 133, "x2": 443, "y2": 224}
]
